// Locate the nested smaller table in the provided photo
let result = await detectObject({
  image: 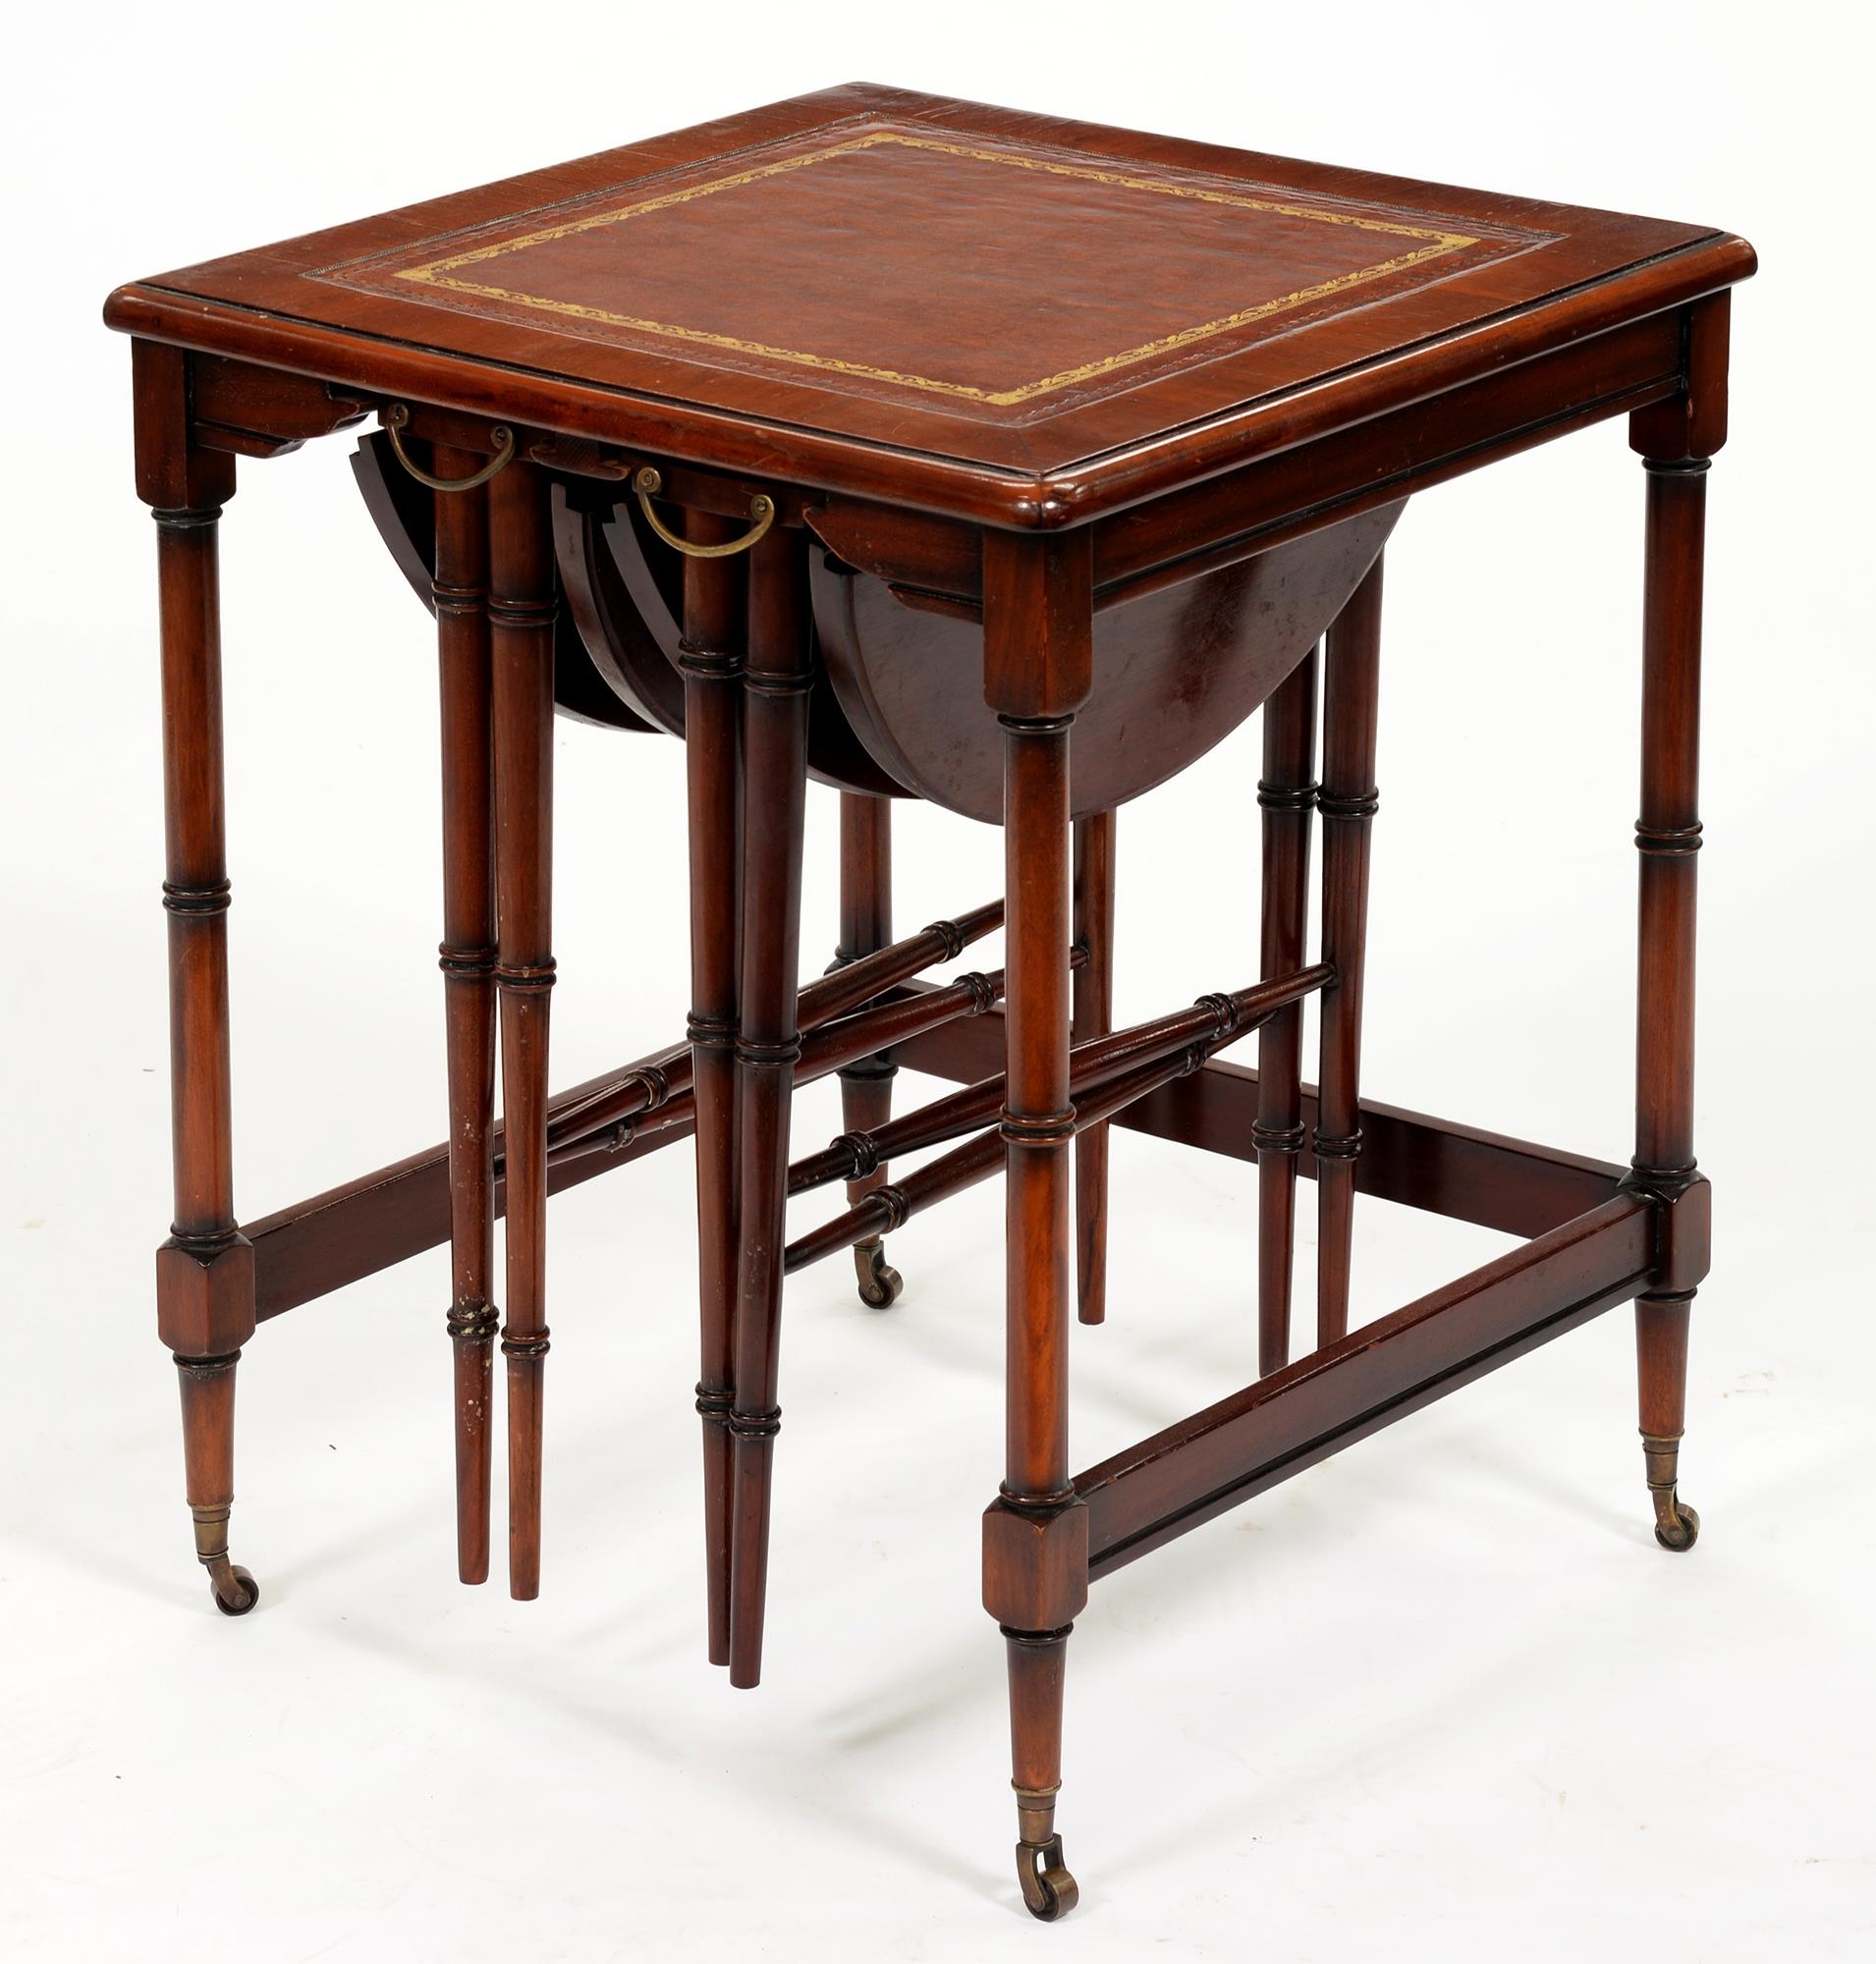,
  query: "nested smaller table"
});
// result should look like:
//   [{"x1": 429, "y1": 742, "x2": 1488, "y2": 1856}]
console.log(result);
[{"x1": 106, "y1": 83, "x2": 1753, "y2": 1921}]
